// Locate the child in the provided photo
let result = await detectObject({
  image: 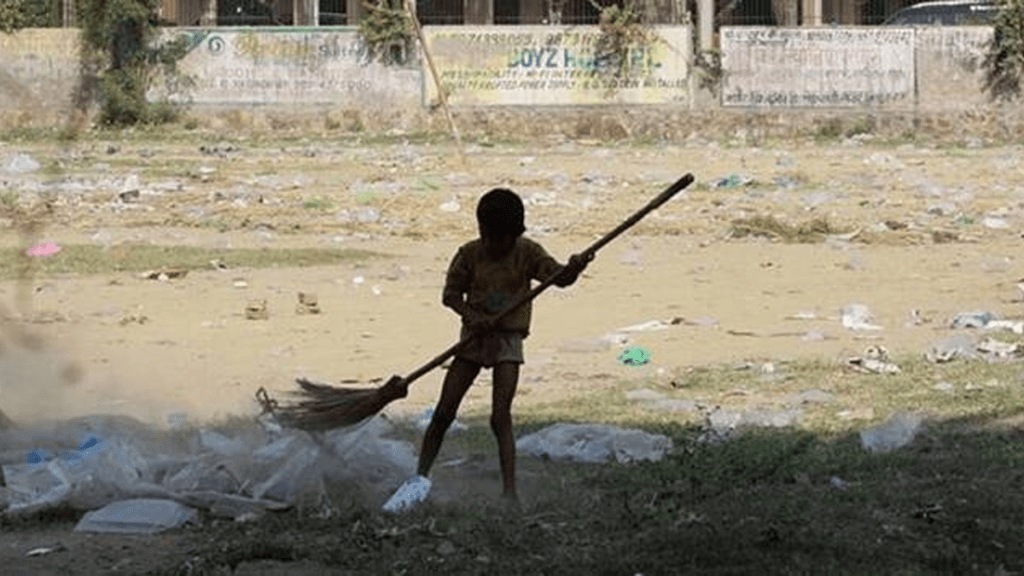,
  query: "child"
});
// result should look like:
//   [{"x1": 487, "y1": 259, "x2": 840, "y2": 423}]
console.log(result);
[{"x1": 399, "y1": 188, "x2": 591, "y2": 506}]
